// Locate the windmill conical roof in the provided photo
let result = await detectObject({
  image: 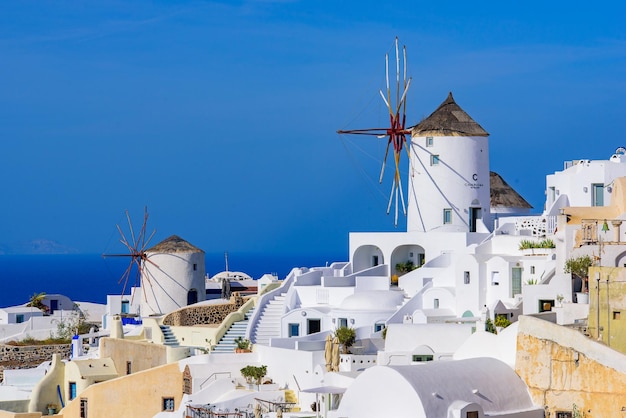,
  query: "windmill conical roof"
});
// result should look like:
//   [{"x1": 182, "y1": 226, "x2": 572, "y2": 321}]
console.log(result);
[
  {"x1": 146, "y1": 235, "x2": 204, "y2": 253},
  {"x1": 490, "y1": 171, "x2": 532, "y2": 209},
  {"x1": 412, "y1": 92, "x2": 489, "y2": 137}
]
